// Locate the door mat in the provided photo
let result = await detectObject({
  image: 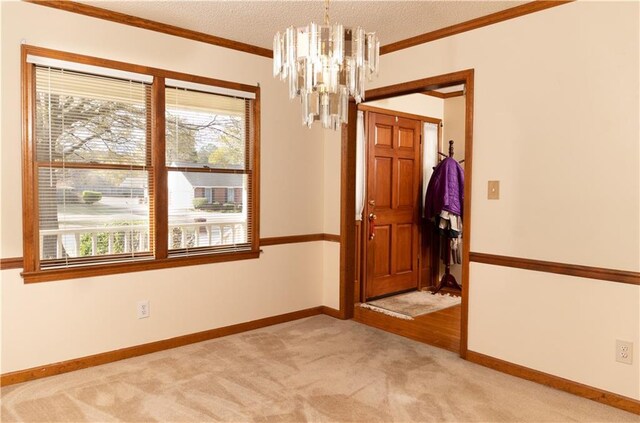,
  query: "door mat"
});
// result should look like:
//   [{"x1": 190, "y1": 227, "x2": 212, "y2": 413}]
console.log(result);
[{"x1": 360, "y1": 291, "x2": 461, "y2": 320}]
